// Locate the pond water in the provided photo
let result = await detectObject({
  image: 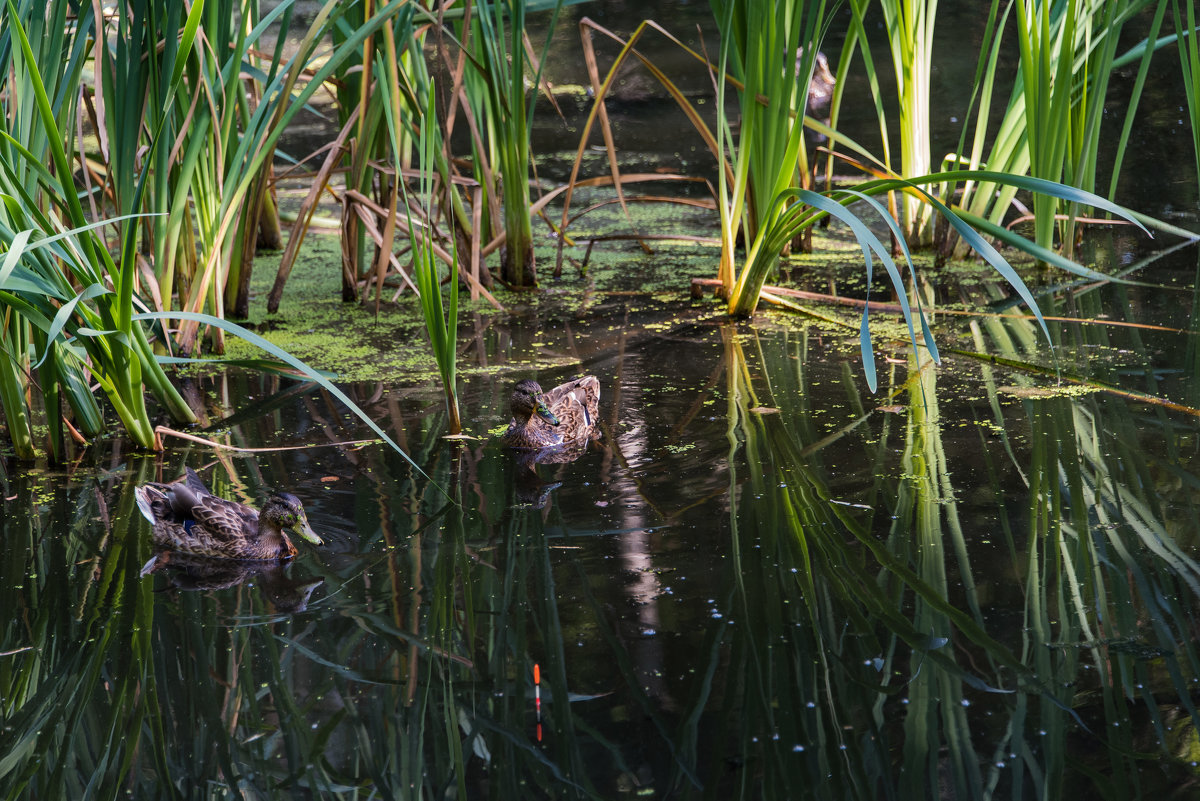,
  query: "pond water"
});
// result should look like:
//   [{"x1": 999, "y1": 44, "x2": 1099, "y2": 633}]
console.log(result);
[
  {"x1": 5, "y1": 239, "x2": 1200, "y2": 798},
  {"x1": 5, "y1": 3, "x2": 1200, "y2": 800}
]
